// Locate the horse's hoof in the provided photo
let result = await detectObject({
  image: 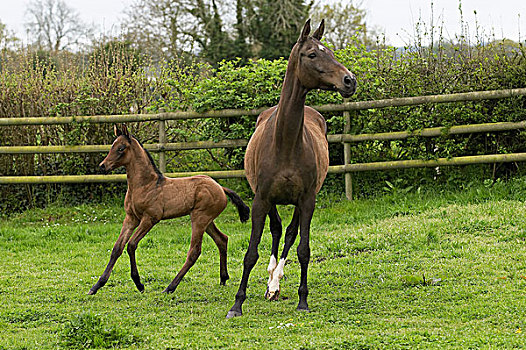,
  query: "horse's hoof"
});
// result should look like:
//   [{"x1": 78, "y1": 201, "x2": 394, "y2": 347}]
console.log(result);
[
  {"x1": 87, "y1": 289, "x2": 97, "y2": 295},
  {"x1": 162, "y1": 288, "x2": 172, "y2": 294},
  {"x1": 226, "y1": 310, "x2": 242, "y2": 319},
  {"x1": 297, "y1": 305, "x2": 310, "y2": 312},
  {"x1": 265, "y1": 287, "x2": 280, "y2": 301}
]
